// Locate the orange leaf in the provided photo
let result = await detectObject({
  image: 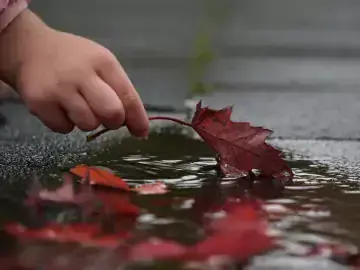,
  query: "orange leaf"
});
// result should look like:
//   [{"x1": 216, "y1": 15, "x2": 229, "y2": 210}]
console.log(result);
[{"x1": 70, "y1": 165, "x2": 130, "y2": 191}]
